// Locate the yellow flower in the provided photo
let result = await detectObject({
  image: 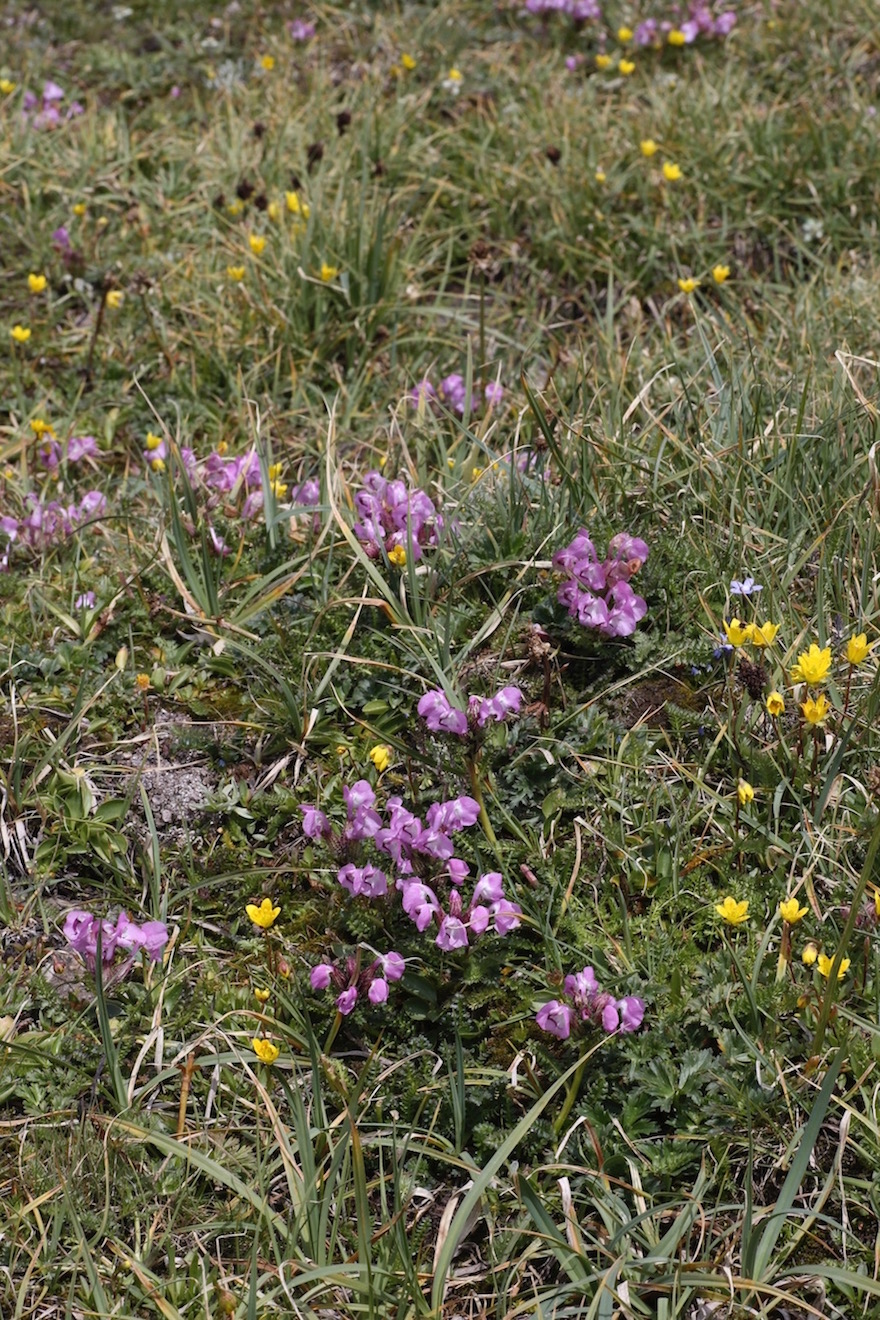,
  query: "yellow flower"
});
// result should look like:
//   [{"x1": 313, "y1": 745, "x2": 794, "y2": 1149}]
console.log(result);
[
  {"x1": 595, "y1": 53, "x2": 613, "y2": 70},
  {"x1": 10, "y1": 324, "x2": 31, "y2": 343},
  {"x1": 712, "y1": 264, "x2": 731, "y2": 284},
  {"x1": 227, "y1": 199, "x2": 244, "y2": 217},
  {"x1": 150, "y1": 458, "x2": 166, "y2": 473},
  {"x1": 251, "y1": 1038, "x2": 280, "y2": 1064},
  {"x1": 678, "y1": 277, "x2": 700, "y2": 294},
  {"x1": 737, "y1": 779, "x2": 755, "y2": 807},
  {"x1": 817, "y1": 953, "x2": 850, "y2": 980},
  {"x1": 779, "y1": 897, "x2": 808, "y2": 924},
  {"x1": 144, "y1": 431, "x2": 164, "y2": 451},
  {"x1": 105, "y1": 289, "x2": 124, "y2": 309},
  {"x1": 401, "y1": 53, "x2": 416, "y2": 70},
  {"x1": 135, "y1": 672, "x2": 151, "y2": 691},
  {"x1": 724, "y1": 617, "x2": 749, "y2": 647},
  {"x1": 746, "y1": 621, "x2": 779, "y2": 647},
  {"x1": 662, "y1": 161, "x2": 682, "y2": 181},
  {"x1": 72, "y1": 202, "x2": 87, "y2": 217},
  {"x1": 270, "y1": 480, "x2": 288, "y2": 498},
  {"x1": 226, "y1": 265, "x2": 246, "y2": 281},
  {"x1": 267, "y1": 200, "x2": 281, "y2": 222},
  {"x1": 667, "y1": 29, "x2": 687, "y2": 46},
  {"x1": 802, "y1": 942, "x2": 818, "y2": 966},
  {"x1": 617, "y1": 25, "x2": 633, "y2": 41},
  {"x1": 268, "y1": 462, "x2": 283, "y2": 480},
  {"x1": 388, "y1": 545, "x2": 407, "y2": 568},
  {"x1": 716, "y1": 895, "x2": 749, "y2": 925},
  {"x1": 446, "y1": 68, "x2": 462, "y2": 82},
  {"x1": 369, "y1": 744, "x2": 392, "y2": 772},
  {"x1": 0, "y1": 79, "x2": 15, "y2": 95},
  {"x1": 246, "y1": 897, "x2": 280, "y2": 929},
  {"x1": 801, "y1": 693, "x2": 831, "y2": 726},
  {"x1": 254, "y1": 987, "x2": 271, "y2": 1003},
  {"x1": 248, "y1": 234, "x2": 266, "y2": 256},
  {"x1": 766, "y1": 690, "x2": 785, "y2": 716},
  {"x1": 28, "y1": 273, "x2": 48, "y2": 294},
  {"x1": 595, "y1": 169, "x2": 607, "y2": 183},
  {"x1": 260, "y1": 55, "x2": 275, "y2": 71},
  {"x1": 618, "y1": 58, "x2": 635, "y2": 75},
  {"x1": 846, "y1": 633, "x2": 870, "y2": 664},
  {"x1": 30, "y1": 418, "x2": 55, "y2": 437},
  {"x1": 320, "y1": 262, "x2": 339, "y2": 282},
  {"x1": 790, "y1": 642, "x2": 832, "y2": 685},
  {"x1": 640, "y1": 138, "x2": 659, "y2": 157},
  {"x1": 285, "y1": 191, "x2": 310, "y2": 217}
]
